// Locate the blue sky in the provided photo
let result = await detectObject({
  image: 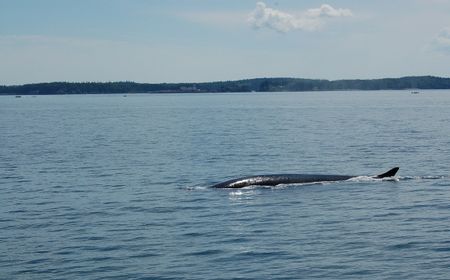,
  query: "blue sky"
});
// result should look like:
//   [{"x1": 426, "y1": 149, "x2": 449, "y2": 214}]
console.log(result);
[{"x1": 1, "y1": 0, "x2": 450, "y2": 85}]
